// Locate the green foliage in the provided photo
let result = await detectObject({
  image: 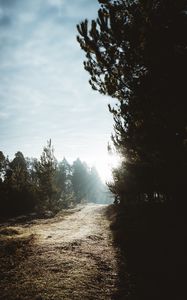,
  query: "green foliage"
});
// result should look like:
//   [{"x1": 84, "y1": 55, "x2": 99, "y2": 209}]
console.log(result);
[
  {"x1": 77, "y1": 0, "x2": 187, "y2": 204},
  {"x1": 0, "y1": 151, "x2": 7, "y2": 181},
  {"x1": 6, "y1": 151, "x2": 29, "y2": 188},
  {"x1": 1, "y1": 151, "x2": 36, "y2": 216},
  {"x1": 88, "y1": 167, "x2": 104, "y2": 203},
  {"x1": 72, "y1": 159, "x2": 90, "y2": 203},
  {"x1": 71, "y1": 160, "x2": 112, "y2": 204},
  {"x1": 56, "y1": 158, "x2": 75, "y2": 209},
  {"x1": 0, "y1": 142, "x2": 109, "y2": 218},
  {"x1": 34, "y1": 139, "x2": 59, "y2": 212}
]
